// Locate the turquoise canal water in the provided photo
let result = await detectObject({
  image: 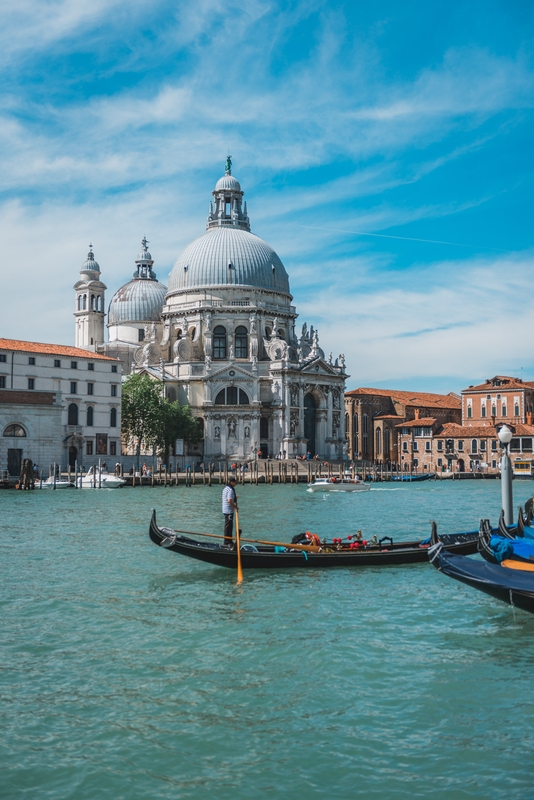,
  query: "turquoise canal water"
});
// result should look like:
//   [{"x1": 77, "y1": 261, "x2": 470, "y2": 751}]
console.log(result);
[{"x1": 2, "y1": 481, "x2": 534, "y2": 799}]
